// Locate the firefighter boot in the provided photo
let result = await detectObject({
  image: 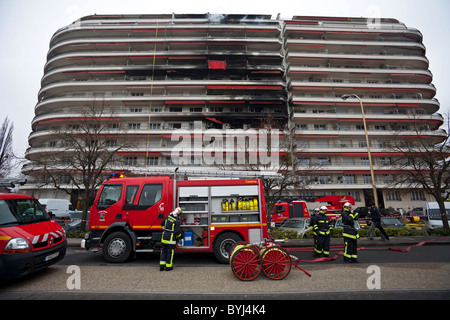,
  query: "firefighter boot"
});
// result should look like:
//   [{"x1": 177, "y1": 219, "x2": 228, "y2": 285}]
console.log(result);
[{"x1": 166, "y1": 267, "x2": 173, "y2": 271}]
